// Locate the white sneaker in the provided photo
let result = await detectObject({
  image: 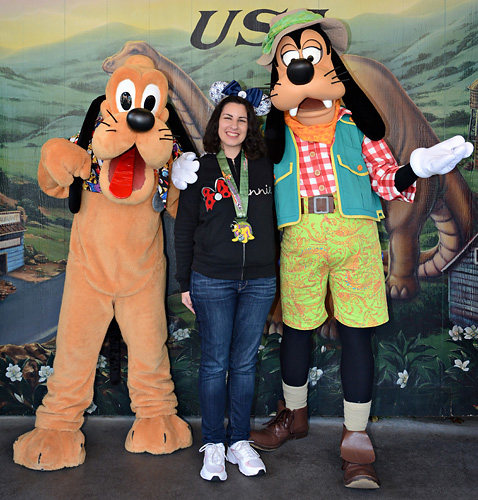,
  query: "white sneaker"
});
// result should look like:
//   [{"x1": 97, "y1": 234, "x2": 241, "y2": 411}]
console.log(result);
[
  {"x1": 226, "y1": 440, "x2": 266, "y2": 476},
  {"x1": 199, "y1": 443, "x2": 227, "y2": 481}
]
